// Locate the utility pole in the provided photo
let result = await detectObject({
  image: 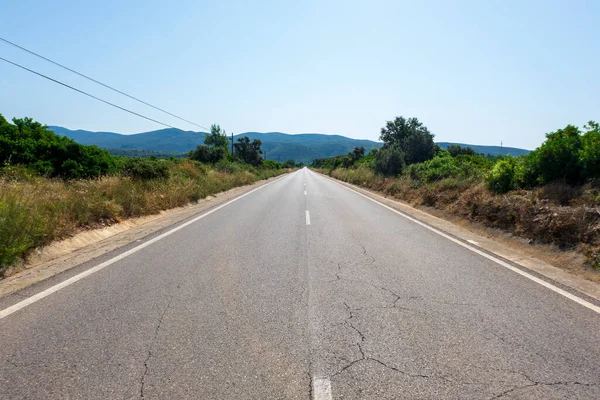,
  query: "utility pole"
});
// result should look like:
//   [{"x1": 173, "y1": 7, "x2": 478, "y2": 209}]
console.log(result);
[{"x1": 231, "y1": 132, "x2": 234, "y2": 155}]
